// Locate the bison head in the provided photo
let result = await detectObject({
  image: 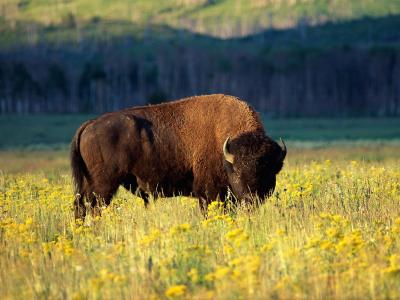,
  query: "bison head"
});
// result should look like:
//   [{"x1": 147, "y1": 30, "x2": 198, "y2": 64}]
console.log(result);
[{"x1": 222, "y1": 133, "x2": 286, "y2": 204}]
